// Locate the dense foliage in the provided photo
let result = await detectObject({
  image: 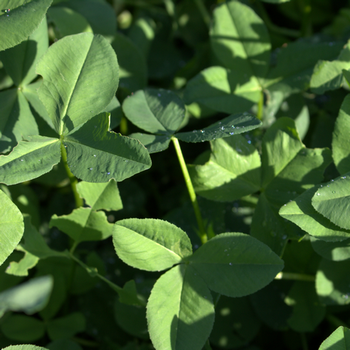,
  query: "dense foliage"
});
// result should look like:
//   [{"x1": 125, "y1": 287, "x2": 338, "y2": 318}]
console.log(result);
[{"x1": 1, "y1": 0, "x2": 350, "y2": 349}]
